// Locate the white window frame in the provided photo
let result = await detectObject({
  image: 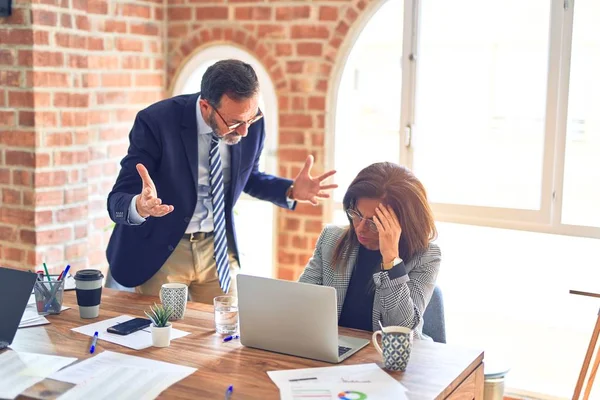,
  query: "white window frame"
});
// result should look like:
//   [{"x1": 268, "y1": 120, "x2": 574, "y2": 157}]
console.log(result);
[
  {"x1": 328, "y1": 0, "x2": 600, "y2": 239},
  {"x1": 170, "y1": 44, "x2": 280, "y2": 275}
]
